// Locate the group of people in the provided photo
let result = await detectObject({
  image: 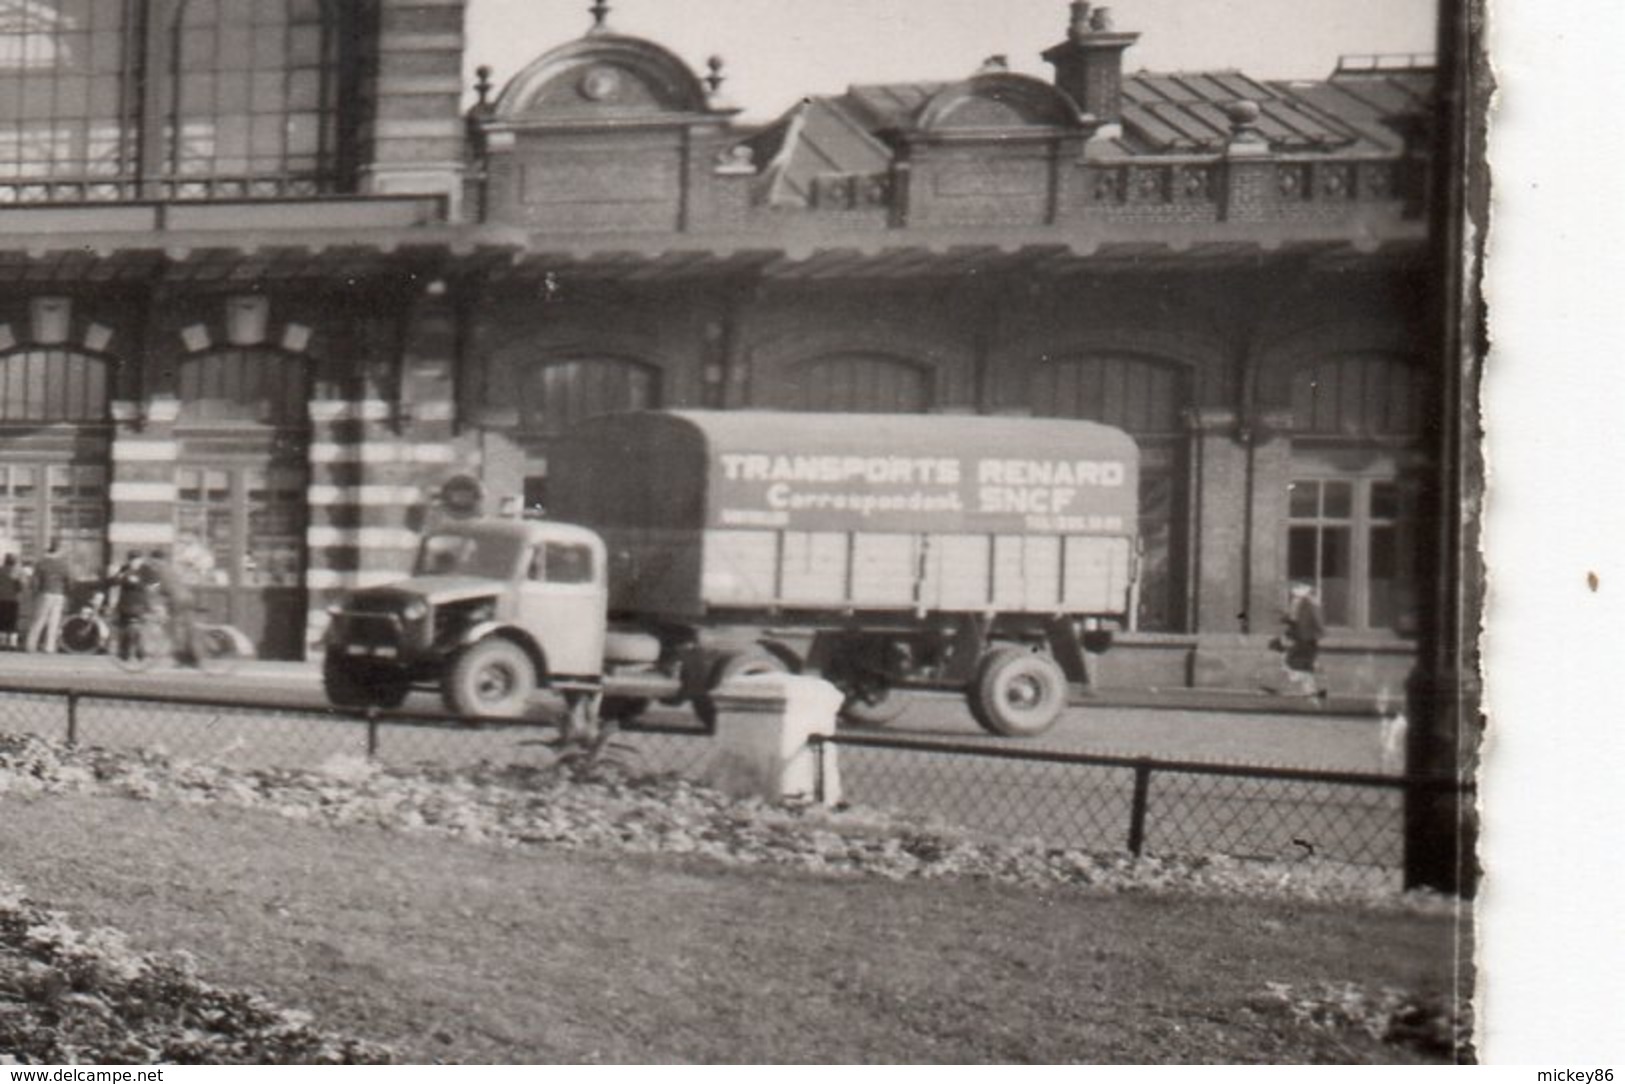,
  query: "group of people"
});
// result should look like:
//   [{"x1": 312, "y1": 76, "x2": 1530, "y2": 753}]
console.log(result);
[
  {"x1": 0, "y1": 542, "x2": 73, "y2": 653},
  {"x1": 0, "y1": 544, "x2": 194, "y2": 662}
]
